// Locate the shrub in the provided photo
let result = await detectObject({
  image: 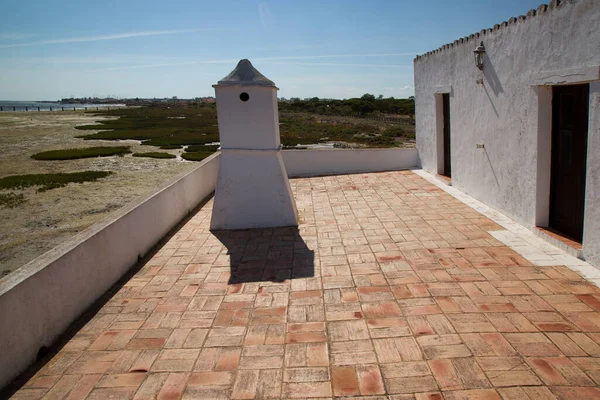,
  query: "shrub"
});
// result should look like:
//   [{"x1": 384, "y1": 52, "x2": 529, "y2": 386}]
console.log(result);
[
  {"x1": 132, "y1": 152, "x2": 176, "y2": 159},
  {"x1": 31, "y1": 146, "x2": 131, "y2": 160},
  {"x1": 0, "y1": 171, "x2": 113, "y2": 192},
  {"x1": 185, "y1": 145, "x2": 220, "y2": 153},
  {"x1": 381, "y1": 126, "x2": 405, "y2": 137},
  {"x1": 0, "y1": 193, "x2": 26, "y2": 208},
  {"x1": 181, "y1": 151, "x2": 214, "y2": 162}
]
